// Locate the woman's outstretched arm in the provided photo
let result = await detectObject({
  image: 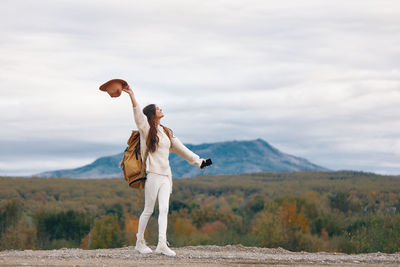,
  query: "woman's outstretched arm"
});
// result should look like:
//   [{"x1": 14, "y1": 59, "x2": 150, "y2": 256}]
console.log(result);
[{"x1": 170, "y1": 136, "x2": 207, "y2": 168}]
